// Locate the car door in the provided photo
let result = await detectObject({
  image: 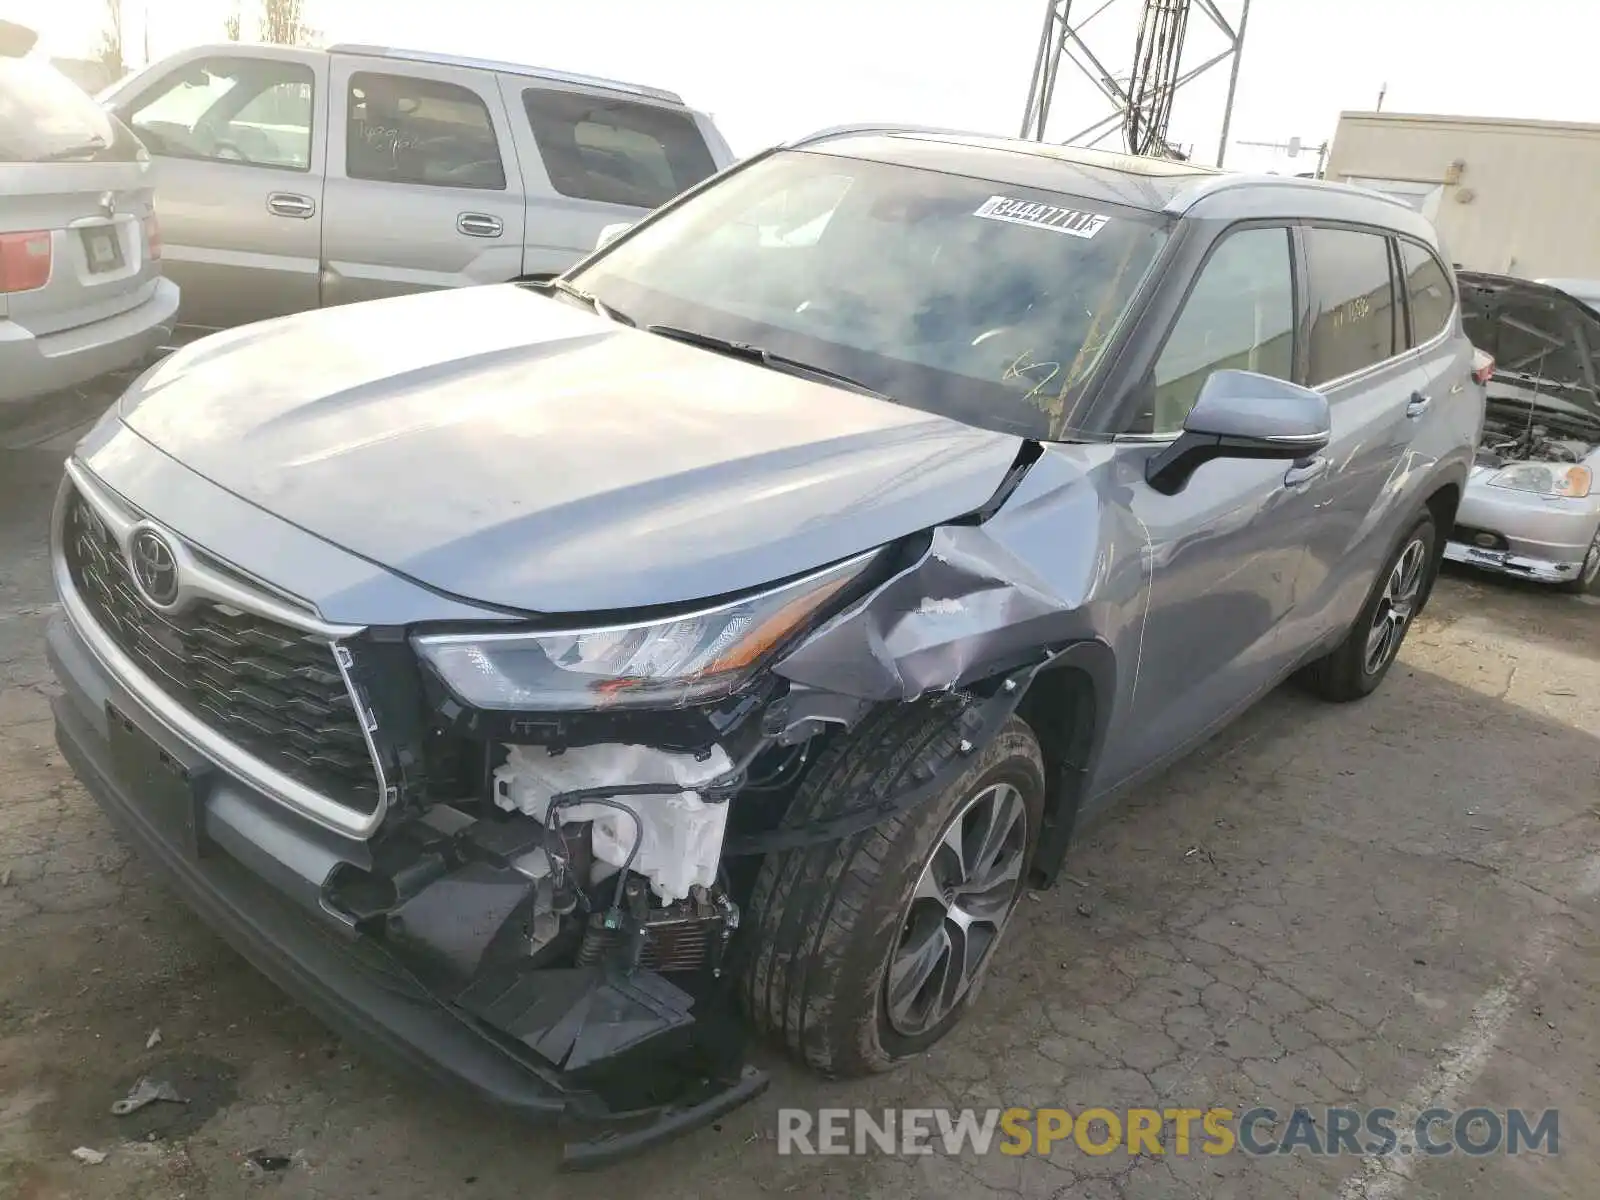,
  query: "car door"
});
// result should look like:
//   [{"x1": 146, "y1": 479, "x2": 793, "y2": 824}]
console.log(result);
[
  {"x1": 114, "y1": 50, "x2": 324, "y2": 329},
  {"x1": 1283, "y1": 225, "x2": 1421, "y2": 631},
  {"x1": 1396, "y1": 238, "x2": 1467, "y2": 422},
  {"x1": 319, "y1": 58, "x2": 526, "y2": 308},
  {"x1": 503, "y1": 79, "x2": 724, "y2": 277},
  {"x1": 1095, "y1": 223, "x2": 1318, "y2": 788}
]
